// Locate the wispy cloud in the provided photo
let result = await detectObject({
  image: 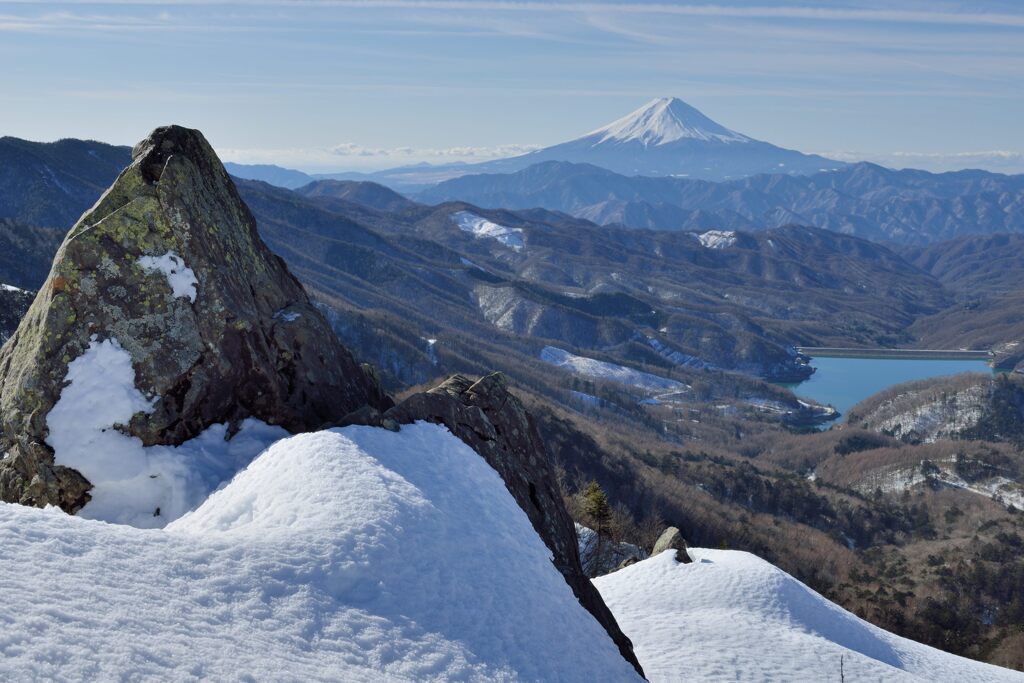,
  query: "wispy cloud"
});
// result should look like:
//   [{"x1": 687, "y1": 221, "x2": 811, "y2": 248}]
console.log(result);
[
  {"x1": 328, "y1": 142, "x2": 540, "y2": 158},
  {"x1": 10, "y1": 2, "x2": 1023, "y2": 29},
  {"x1": 217, "y1": 142, "x2": 542, "y2": 170},
  {"x1": 820, "y1": 149, "x2": 1024, "y2": 173}
]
